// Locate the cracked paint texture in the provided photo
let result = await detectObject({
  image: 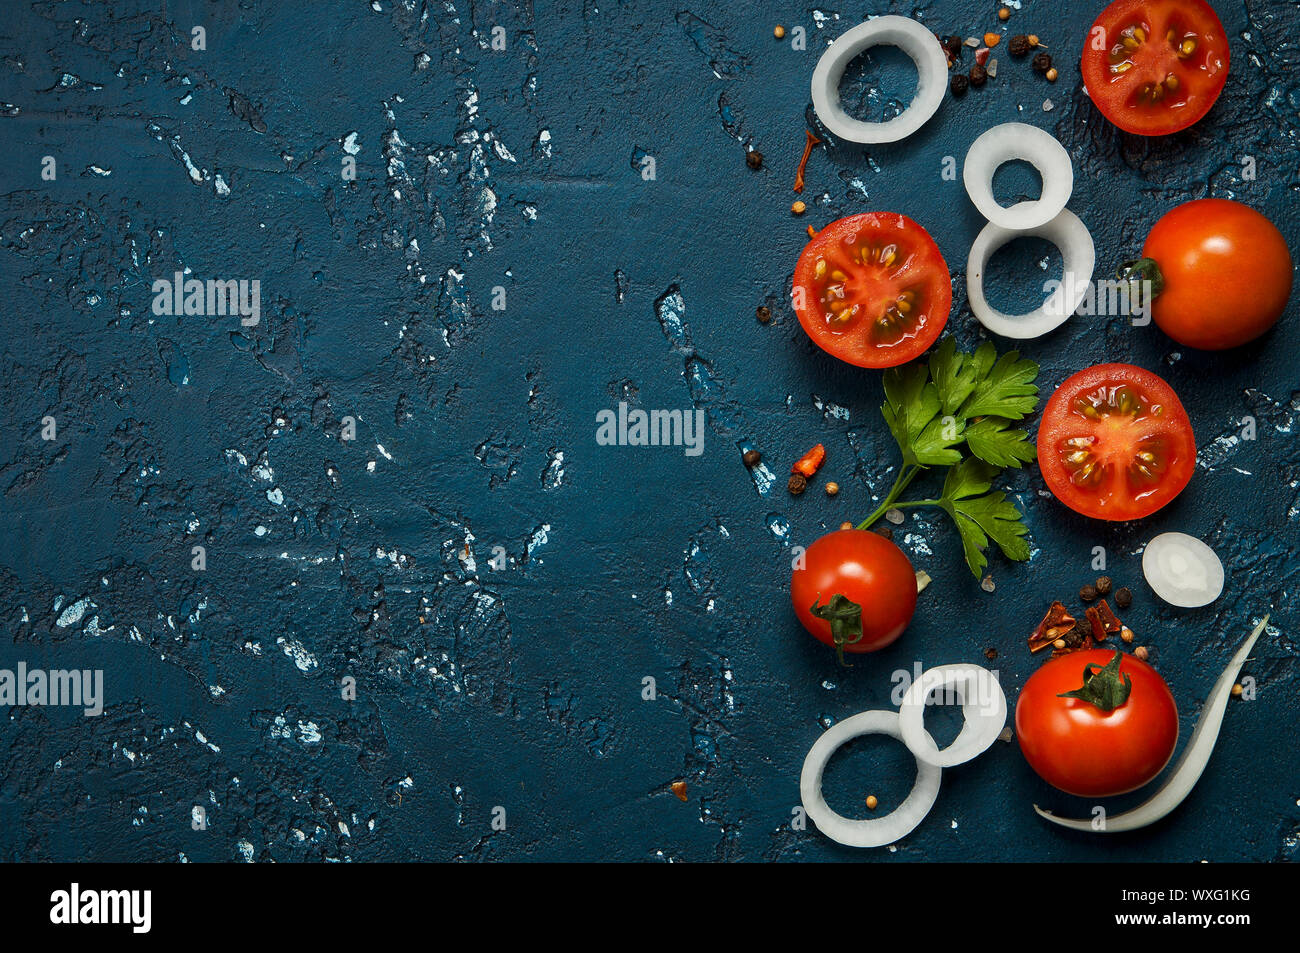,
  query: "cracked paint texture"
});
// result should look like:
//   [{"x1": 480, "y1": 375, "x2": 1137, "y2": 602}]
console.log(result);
[{"x1": 0, "y1": 0, "x2": 1297, "y2": 861}]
